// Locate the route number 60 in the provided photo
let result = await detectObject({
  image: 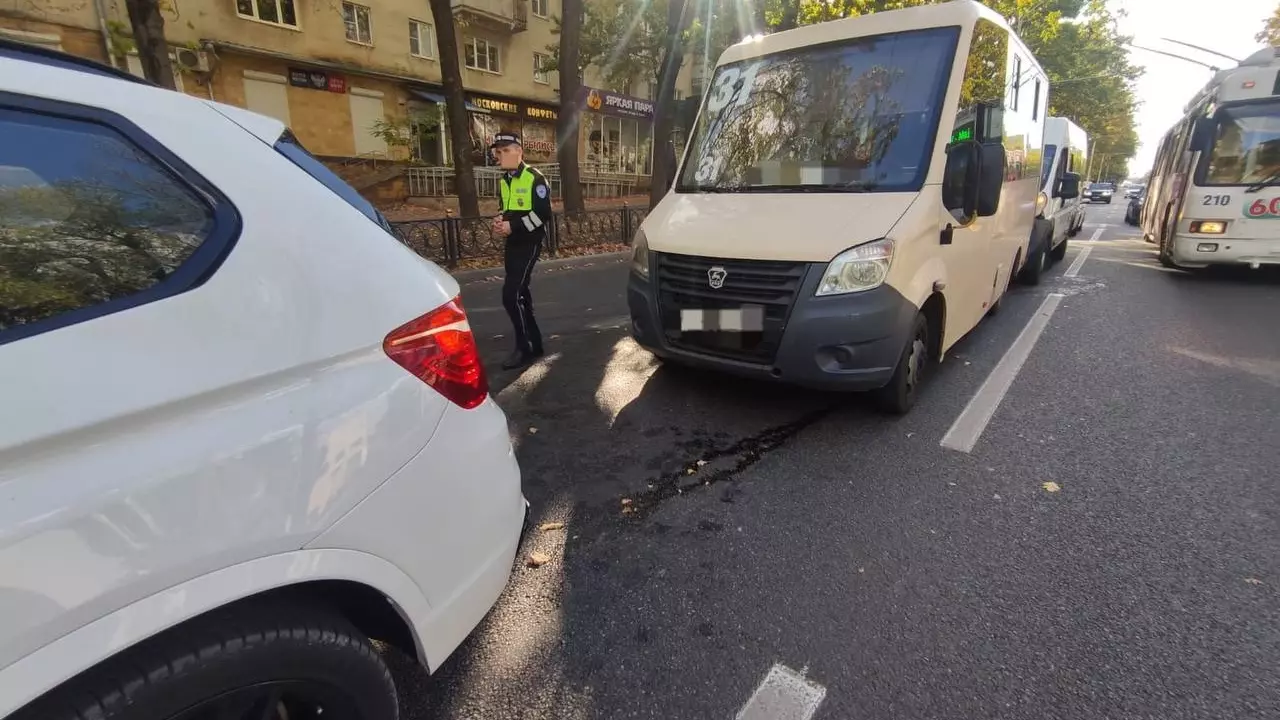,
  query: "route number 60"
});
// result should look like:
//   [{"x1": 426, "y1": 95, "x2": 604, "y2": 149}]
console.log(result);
[{"x1": 1246, "y1": 197, "x2": 1280, "y2": 218}]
